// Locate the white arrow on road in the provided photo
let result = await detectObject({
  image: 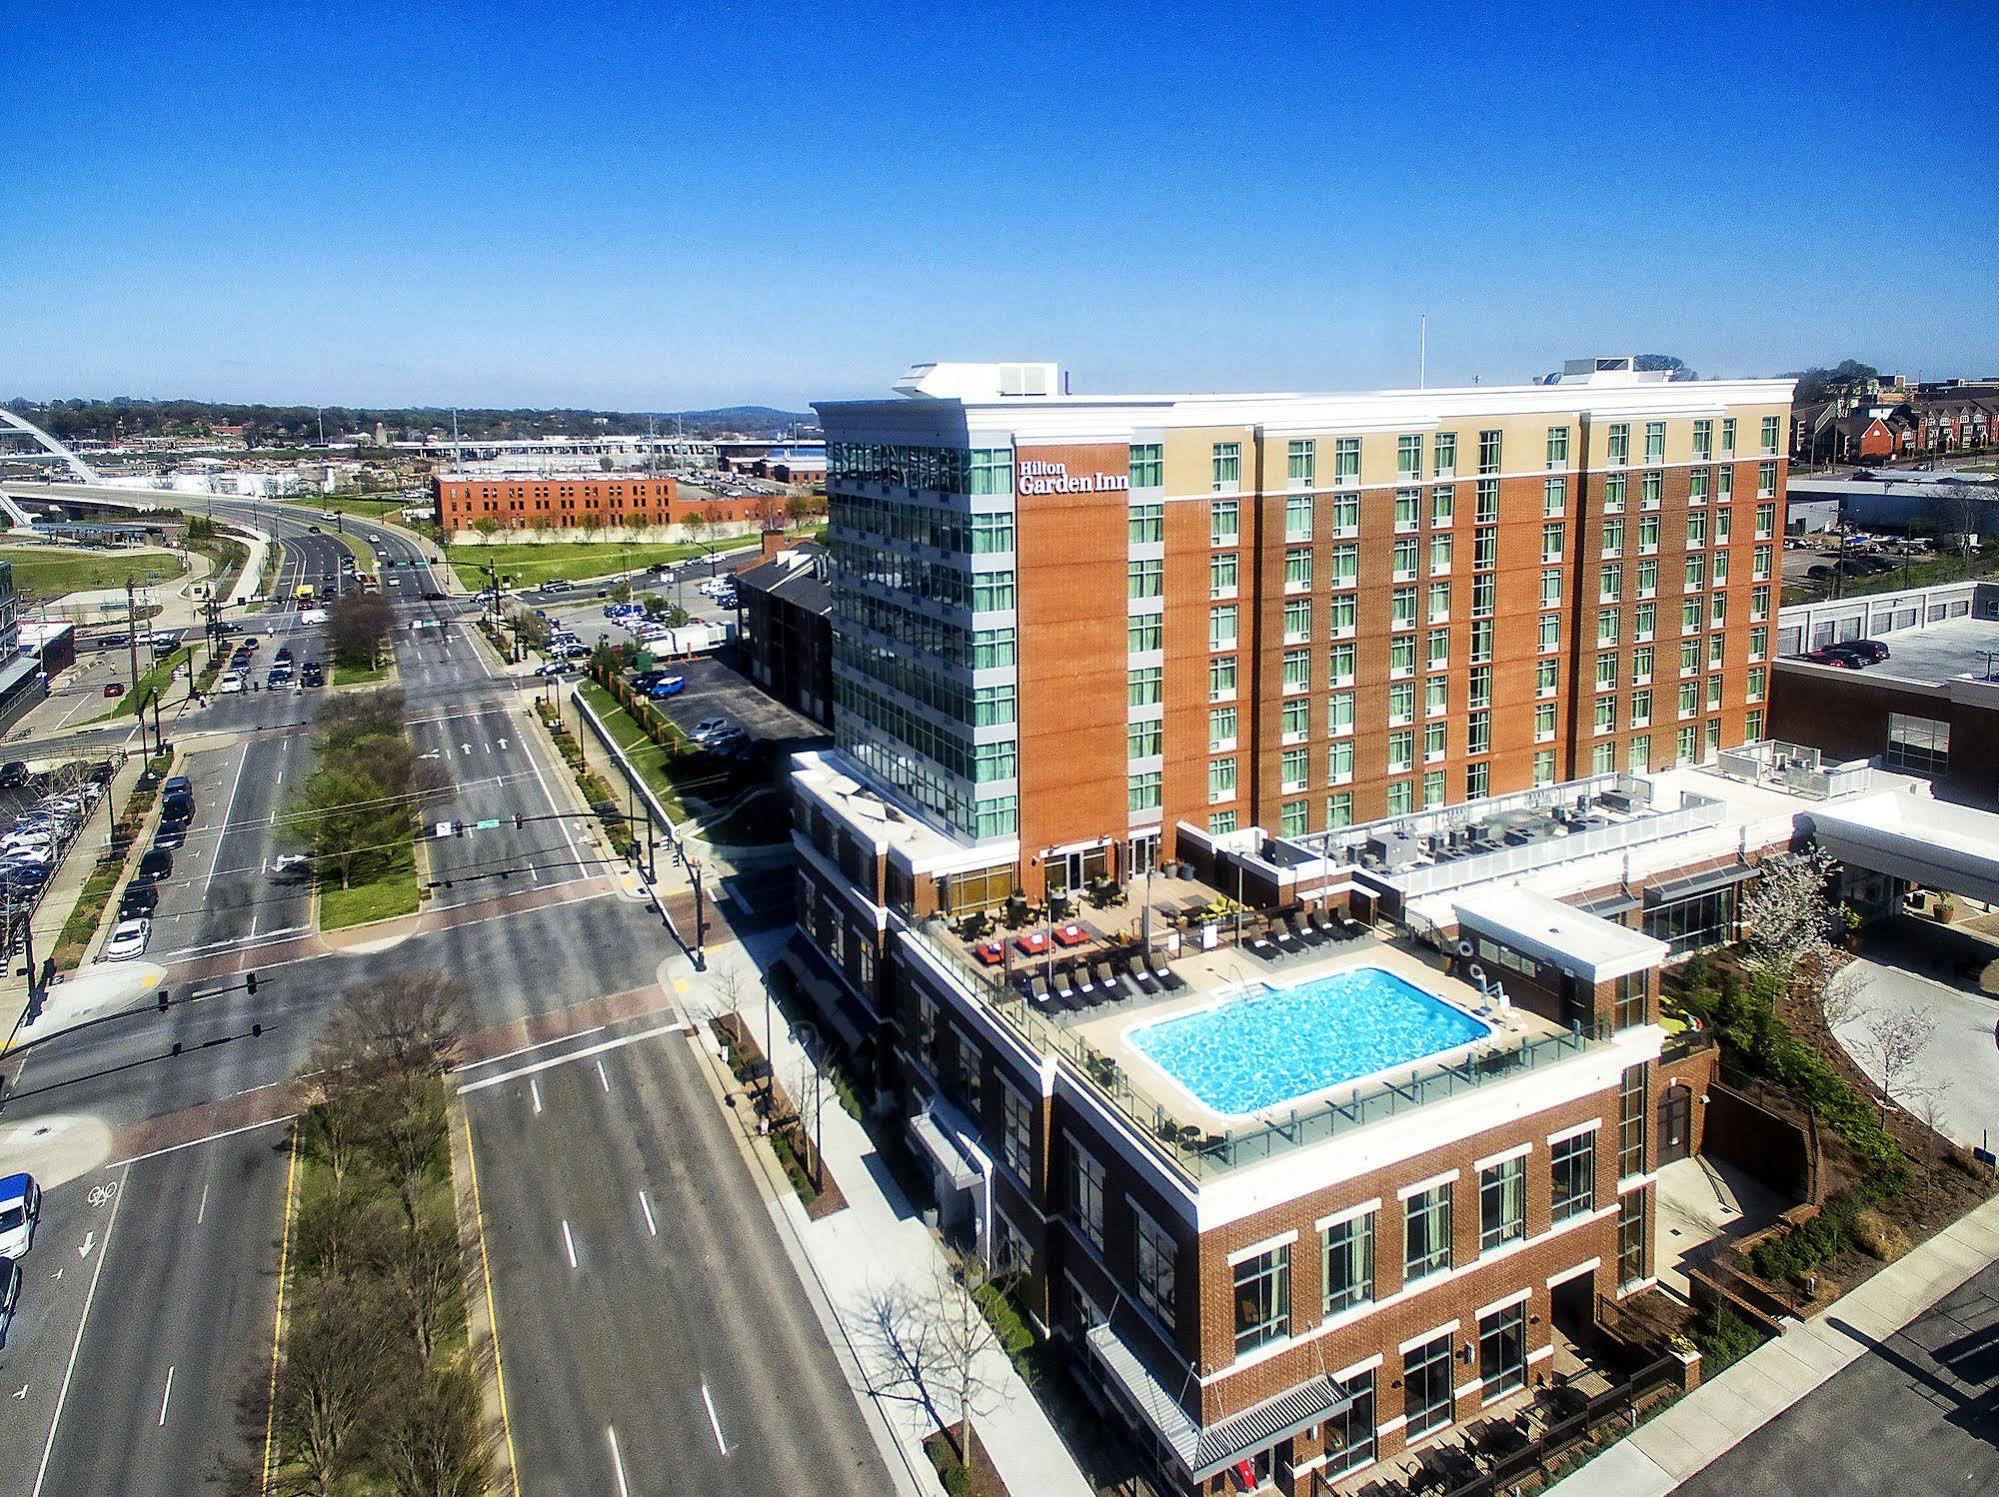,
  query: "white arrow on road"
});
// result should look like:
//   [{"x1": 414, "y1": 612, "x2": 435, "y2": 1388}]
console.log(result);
[
  {"x1": 12, "y1": 1386, "x2": 25, "y2": 1400},
  {"x1": 498, "y1": 738, "x2": 509, "y2": 749},
  {"x1": 420, "y1": 750, "x2": 441, "y2": 760},
  {"x1": 77, "y1": 1232, "x2": 95, "y2": 1260},
  {"x1": 461, "y1": 743, "x2": 472, "y2": 754}
]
